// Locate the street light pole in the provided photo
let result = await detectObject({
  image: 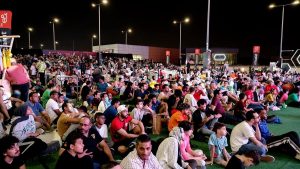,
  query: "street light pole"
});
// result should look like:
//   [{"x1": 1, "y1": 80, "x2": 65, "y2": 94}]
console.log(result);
[
  {"x1": 91, "y1": 34, "x2": 96, "y2": 51},
  {"x1": 280, "y1": 6, "x2": 285, "y2": 68},
  {"x1": 123, "y1": 28, "x2": 132, "y2": 45},
  {"x1": 203, "y1": 0, "x2": 212, "y2": 69},
  {"x1": 269, "y1": 0, "x2": 300, "y2": 68},
  {"x1": 28, "y1": 27, "x2": 33, "y2": 49},
  {"x1": 179, "y1": 21, "x2": 182, "y2": 65},
  {"x1": 173, "y1": 17, "x2": 190, "y2": 65},
  {"x1": 52, "y1": 22, "x2": 56, "y2": 50},
  {"x1": 92, "y1": 0, "x2": 108, "y2": 65},
  {"x1": 98, "y1": 4, "x2": 101, "y2": 64},
  {"x1": 206, "y1": 0, "x2": 211, "y2": 51},
  {"x1": 51, "y1": 18, "x2": 59, "y2": 50},
  {"x1": 125, "y1": 31, "x2": 128, "y2": 45}
]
